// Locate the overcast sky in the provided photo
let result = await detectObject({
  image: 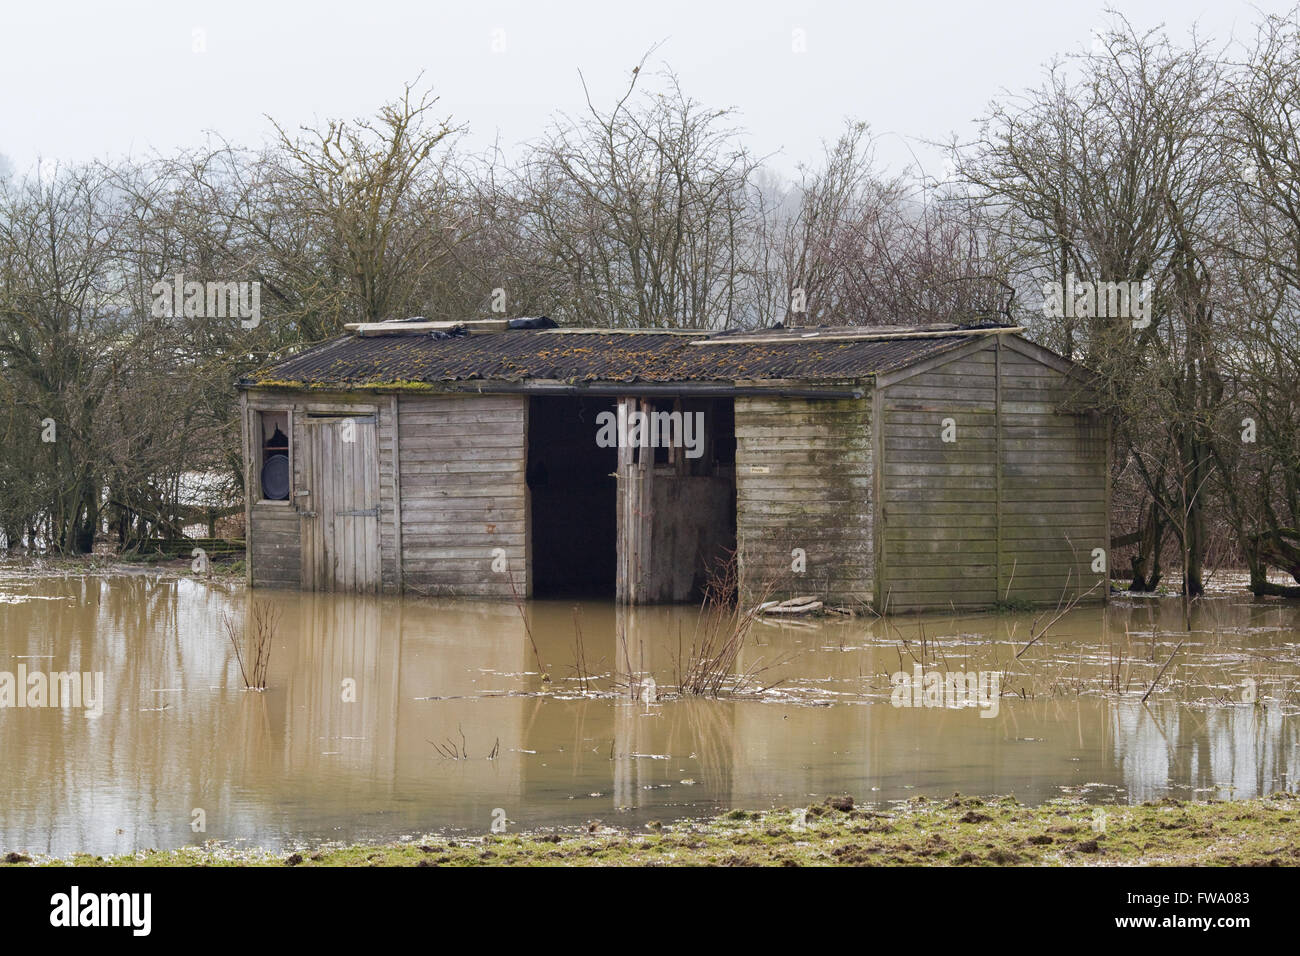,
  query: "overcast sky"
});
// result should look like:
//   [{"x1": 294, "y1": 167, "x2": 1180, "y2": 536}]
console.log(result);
[{"x1": 2, "y1": 0, "x2": 1296, "y2": 182}]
